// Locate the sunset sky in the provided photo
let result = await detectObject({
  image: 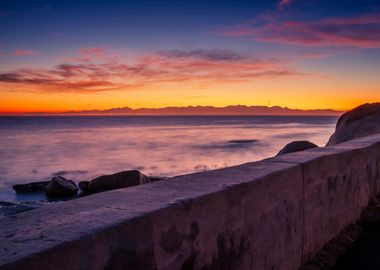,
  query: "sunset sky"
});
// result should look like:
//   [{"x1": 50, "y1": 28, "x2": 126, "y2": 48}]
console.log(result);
[{"x1": 1, "y1": 0, "x2": 380, "y2": 113}]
